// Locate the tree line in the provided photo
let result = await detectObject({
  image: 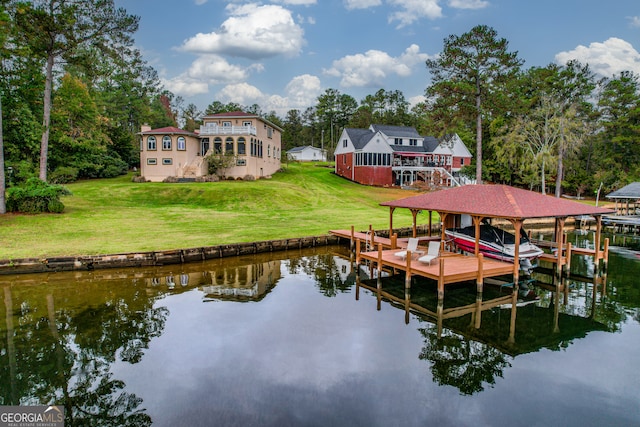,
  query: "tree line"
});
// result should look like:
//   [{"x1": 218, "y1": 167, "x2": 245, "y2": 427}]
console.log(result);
[{"x1": 1, "y1": 3, "x2": 639, "y2": 214}]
